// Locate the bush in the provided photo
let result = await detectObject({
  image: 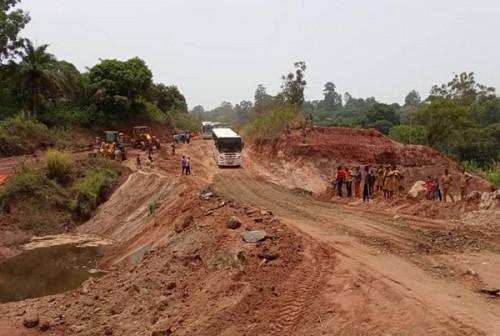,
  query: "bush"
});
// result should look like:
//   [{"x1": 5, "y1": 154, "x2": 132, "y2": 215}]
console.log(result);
[
  {"x1": 47, "y1": 150, "x2": 73, "y2": 182},
  {"x1": 240, "y1": 105, "x2": 302, "y2": 141},
  {"x1": 0, "y1": 116, "x2": 78, "y2": 156},
  {"x1": 389, "y1": 125, "x2": 428, "y2": 145},
  {"x1": 0, "y1": 167, "x2": 67, "y2": 212},
  {"x1": 463, "y1": 160, "x2": 500, "y2": 187},
  {"x1": 70, "y1": 168, "x2": 120, "y2": 220},
  {"x1": 168, "y1": 112, "x2": 201, "y2": 132}
]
